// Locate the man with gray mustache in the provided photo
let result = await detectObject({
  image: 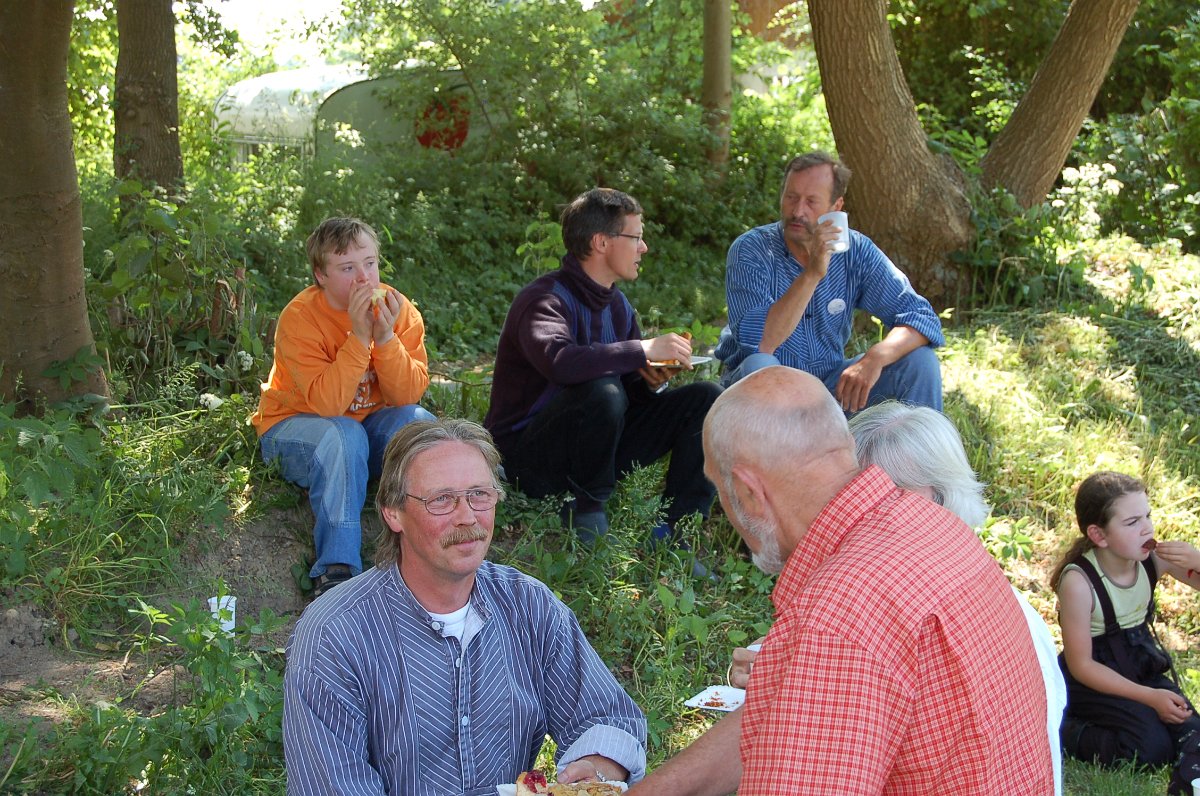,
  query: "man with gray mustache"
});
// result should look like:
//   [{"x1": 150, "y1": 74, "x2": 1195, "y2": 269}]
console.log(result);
[{"x1": 283, "y1": 418, "x2": 647, "y2": 795}]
